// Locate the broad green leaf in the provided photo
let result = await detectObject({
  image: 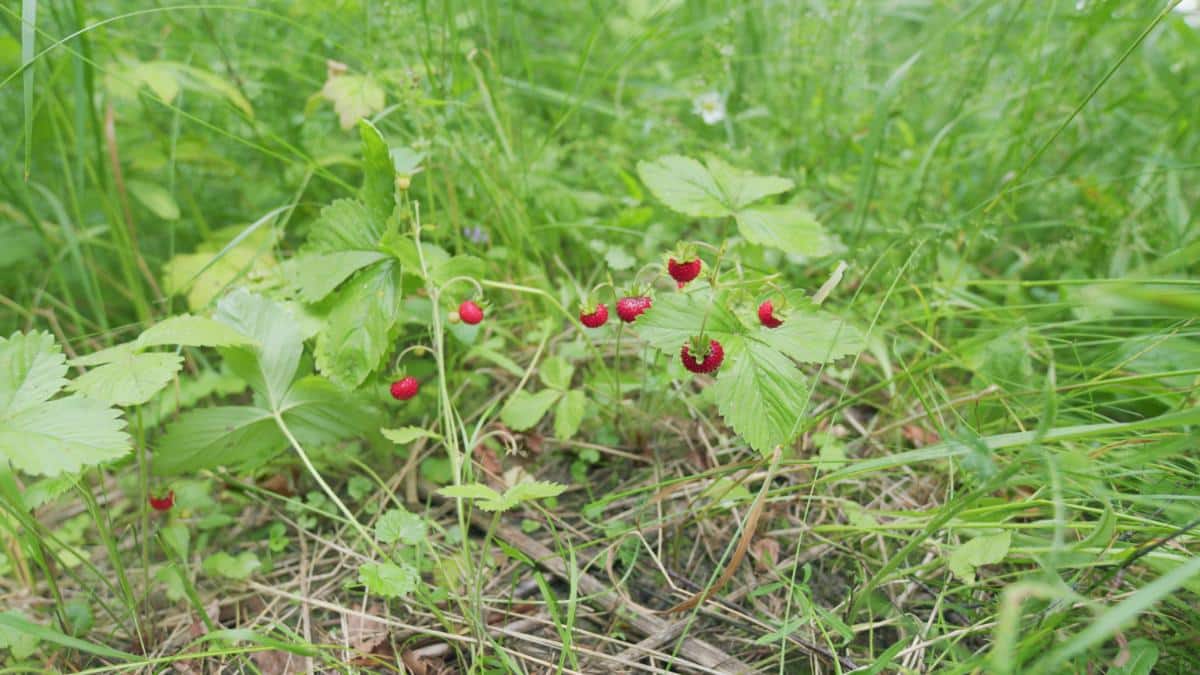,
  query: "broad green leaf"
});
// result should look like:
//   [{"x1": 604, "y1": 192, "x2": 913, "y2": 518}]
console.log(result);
[
  {"x1": 292, "y1": 250, "x2": 387, "y2": 302},
  {"x1": 375, "y1": 508, "x2": 426, "y2": 545},
  {"x1": 752, "y1": 312, "x2": 864, "y2": 364},
  {"x1": 314, "y1": 262, "x2": 402, "y2": 389},
  {"x1": 554, "y1": 389, "x2": 586, "y2": 440},
  {"x1": 428, "y1": 254, "x2": 485, "y2": 289},
  {"x1": 709, "y1": 342, "x2": 809, "y2": 455},
  {"x1": 381, "y1": 426, "x2": 441, "y2": 444},
  {"x1": 202, "y1": 551, "x2": 261, "y2": 580},
  {"x1": 130, "y1": 61, "x2": 179, "y2": 102},
  {"x1": 505, "y1": 481, "x2": 567, "y2": 504},
  {"x1": 637, "y1": 155, "x2": 729, "y2": 217},
  {"x1": 69, "y1": 342, "x2": 138, "y2": 367},
  {"x1": 358, "y1": 561, "x2": 417, "y2": 598},
  {"x1": 160, "y1": 524, "x2": 190, "y2": 559},
  {"x1": 634, "y1": 290, "x2": 747, "y2": 354},
  {"x1": 153, "y1": 406, "x2": 278, "y2": 475},
  {"x1": 278, "y1": 376, "x2": 378, "y2": 446},
  {"x1": 948, "y1": 531, "x2": 1012, "y2": 584},
  {"x1": 215, "y1": 289, "x2": 302, "y2": 410},
  {"x1": 539, "y1": 356, "x2": 575, "y2": 391},
  {"x1": 69, "y1": 352, "x2": 182, "y2": 406},
  {"x1": 705, "y1": 156, "x2": 793, "y2": 209},
  {"x1": 321, "y1": 73, "x2": 384, "y2": 130},
  {"x1": 500, "y1": 389, "x2": 561, "y2": 431},
  {"x1": 126, "y1": 180, "x2": 180, "y2": 220},
  {"x1": 359, "y1": 120, "x2": 395, "y2": 225},
  {"x1": 0, "y1": 396, "x2": 131, "y2": 476},
  {"x1": 734, "y1": 205, "x2": 831, "y2": 256},
  {"x1": 304, "y1": 199, "x2": 384, "y2": 254},
  {"x1": 0, "y1": 611, "x2": 39, "y2": 659},
  {"x1": 162, "y1": 226, "x2": 278, "y2": 312},
  {"x1": 137, "y1": 315, "x2": 256, "y2": 349},
  {"x1": 0, "y1": 331, "x2": 67, "y2": 413}
]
